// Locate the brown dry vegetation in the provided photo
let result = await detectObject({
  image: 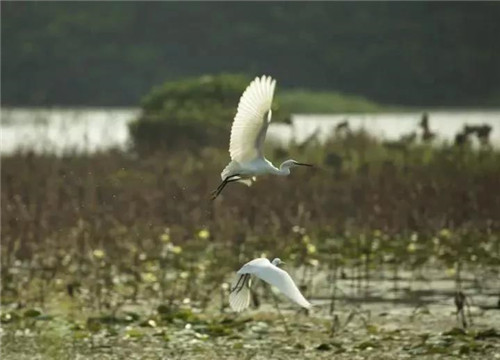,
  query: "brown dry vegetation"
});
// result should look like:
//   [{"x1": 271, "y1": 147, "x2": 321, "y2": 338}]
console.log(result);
[{"x1": 1, "y1": 131, "x2": 500, "y2": 359}]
